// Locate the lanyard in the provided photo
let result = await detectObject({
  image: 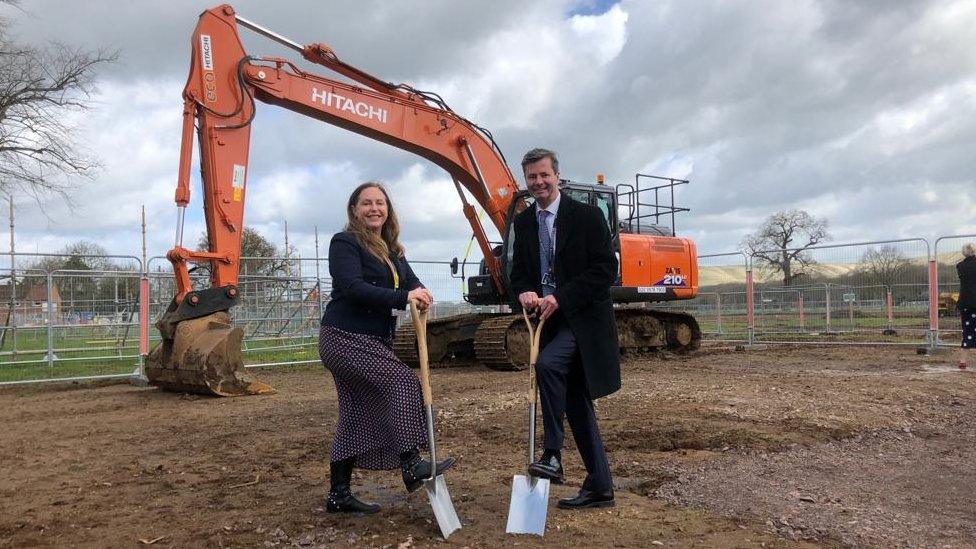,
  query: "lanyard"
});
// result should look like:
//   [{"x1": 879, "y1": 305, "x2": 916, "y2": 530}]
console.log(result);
[{"x1": 384, "y1": 256, "x2": 400, "y2": 290}]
